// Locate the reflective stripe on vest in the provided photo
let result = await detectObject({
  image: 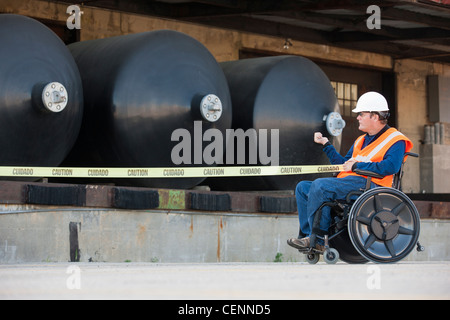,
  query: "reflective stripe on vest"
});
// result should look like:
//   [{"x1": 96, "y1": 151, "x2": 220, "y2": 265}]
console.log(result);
[{"x1": 353, "y1": 131, "x2": 404, "y2": 163}]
